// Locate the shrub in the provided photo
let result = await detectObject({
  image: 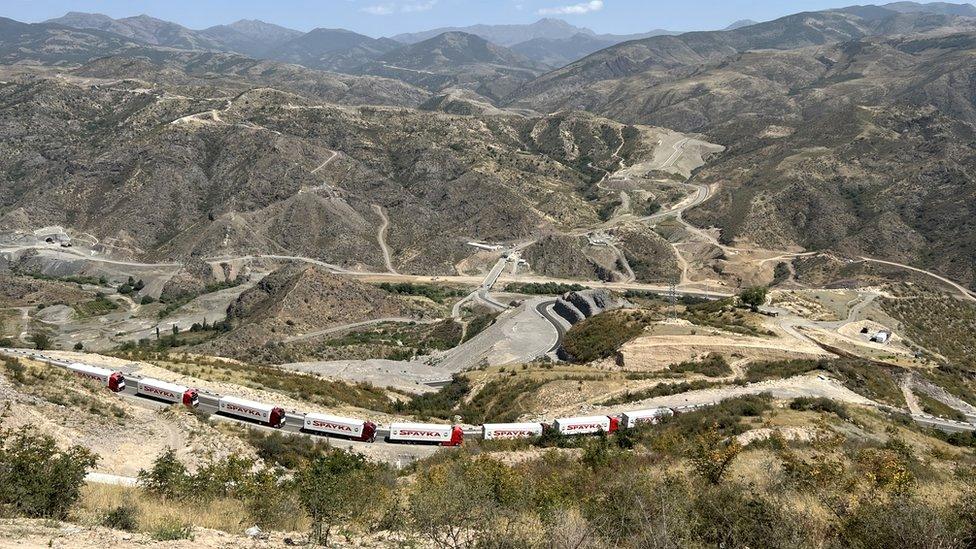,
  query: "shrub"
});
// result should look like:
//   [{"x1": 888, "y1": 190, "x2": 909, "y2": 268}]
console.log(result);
[
  {"x1": 102, "y1": 504, "x2": 138, "y2": 531},
  {"x1": 298, "y1": 449, "x2": 391, "y2": 546},
  {"x1": 30, "y1": 333, "x2": 51, "y2": 350},
  {"x1": 246, "y1": 429, "x2": 330, "y2": 470},
  {"x1": 670, "y1": 354, "x2": 732, "y2": 377},
  {"x1": 790, "y1": 397, "x2": 850, "y2": 420},
  {"x1": 150, "y1": 517, "x2": 194, "y2": 541},
  {"x1": 0, "y1": 426, "x2": 98, "y2": 519},
  {"x1": 138, "y1": 448, "x2": 189, "y2": 499}
]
